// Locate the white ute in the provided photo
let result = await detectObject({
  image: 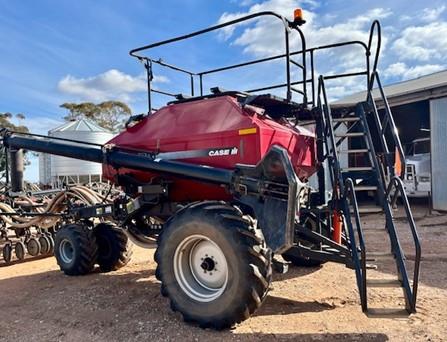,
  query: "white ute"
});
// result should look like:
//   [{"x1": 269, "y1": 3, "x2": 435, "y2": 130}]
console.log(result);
[{"x1": 403, "y1": 137, "x2": 431, "y2": 198}]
